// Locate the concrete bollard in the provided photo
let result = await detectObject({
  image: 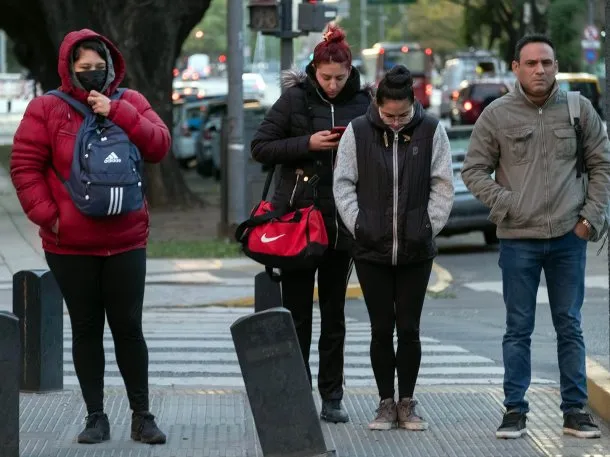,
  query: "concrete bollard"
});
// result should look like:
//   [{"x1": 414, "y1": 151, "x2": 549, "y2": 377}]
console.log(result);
[
  {"x1": 12, "y1": 270, "x2": 63, "y2": 392},
  {"x1": 231, "y1": 308, "x2": 336, "y2": 457},
  {"x1": 0, "y1": 311, "x2": 20, "y2": 457},
  {"x1": 254, "y1": 270, "x2": 282, "y2": 312}
]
